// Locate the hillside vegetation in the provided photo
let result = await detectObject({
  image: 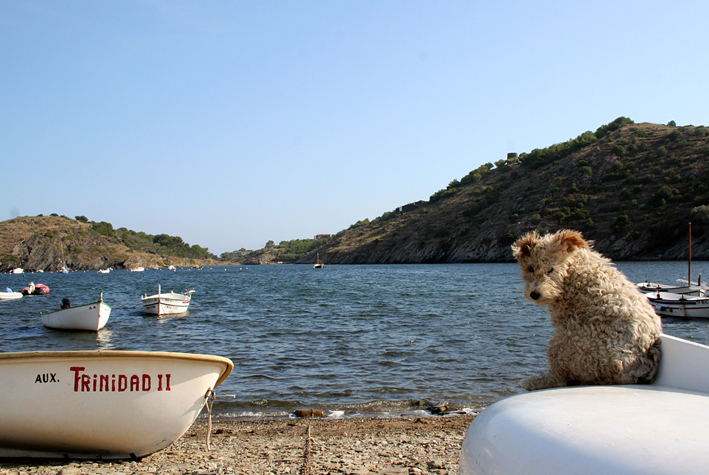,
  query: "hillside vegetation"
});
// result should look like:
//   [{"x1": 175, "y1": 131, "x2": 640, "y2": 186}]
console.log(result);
[
  {"x1": 244, "y1": 118, "x2": 709, "y2": 264},
  {"x1": 0, "y1": 215, "x2": 220, "y2": 272}
]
